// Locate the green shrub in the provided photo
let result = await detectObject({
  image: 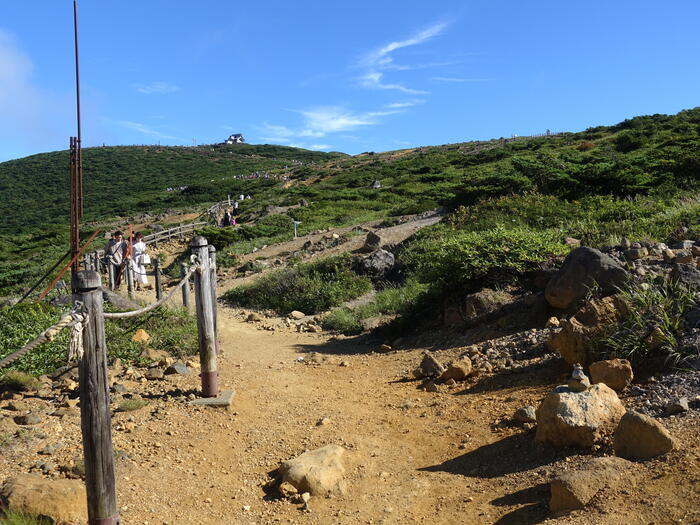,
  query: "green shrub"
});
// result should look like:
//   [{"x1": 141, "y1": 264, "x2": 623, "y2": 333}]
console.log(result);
[
  {"x1": 223, "y1": 255, "x2": 372, "y2": 314},
  {"x1": 0, "y1": 370, "x2": 40, "y2": 393},
  {"x1": 0, "y1": 512, "x2": 52, "y2": 525},
  {"x1": 117, "y1": 398, "x2": 148, "y2": 412},
  {"x1": 402, "y1": 225, "x2": 568, "y2": 291},
  {"x1": 322, "y1": 308, "x2": 363, "y2": 334}
]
